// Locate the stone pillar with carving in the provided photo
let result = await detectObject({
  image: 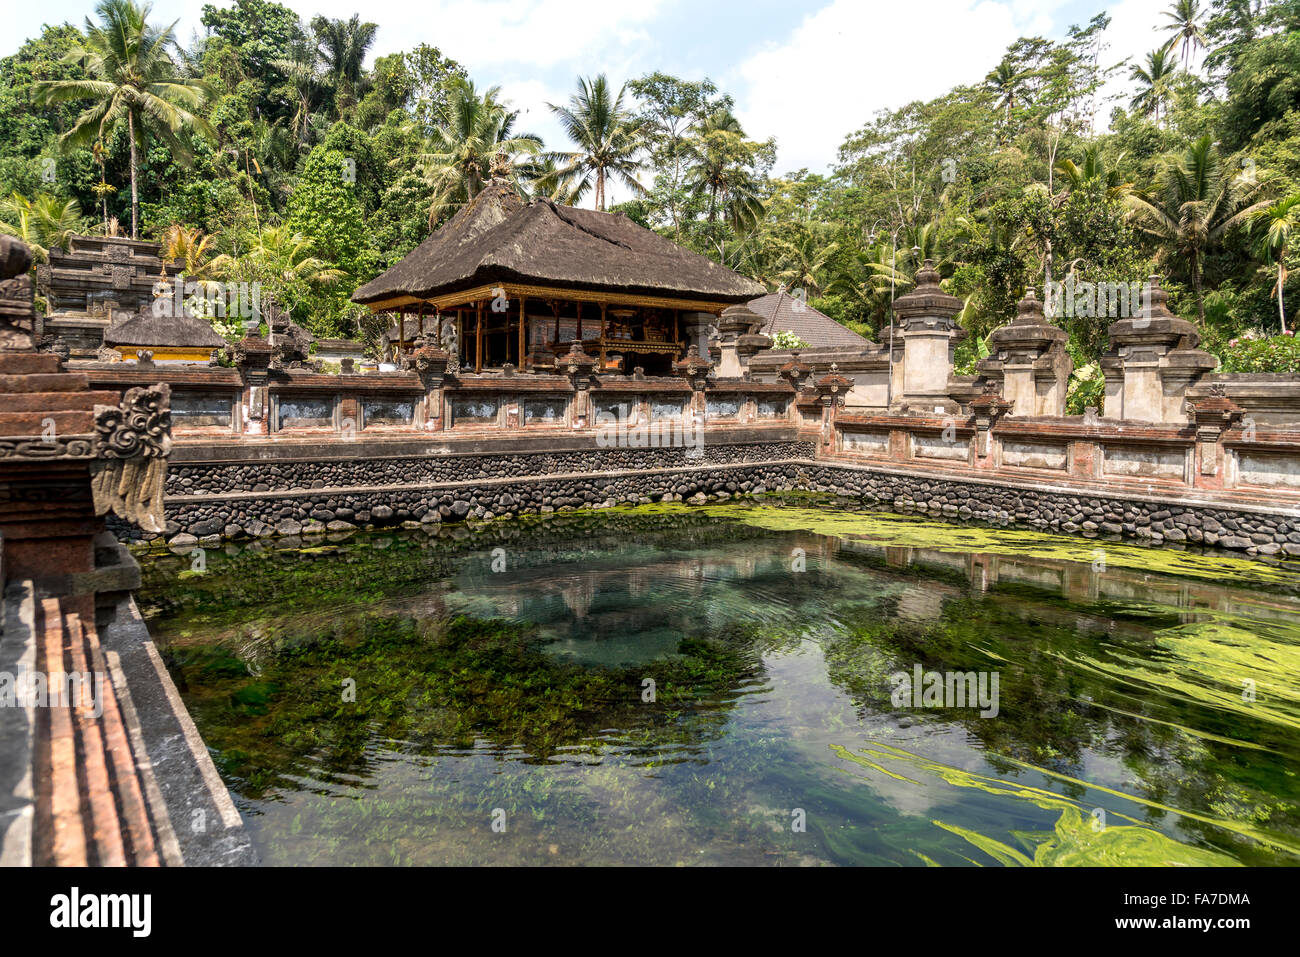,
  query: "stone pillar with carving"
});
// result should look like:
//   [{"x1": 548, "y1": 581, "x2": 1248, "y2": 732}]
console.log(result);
[
  {"x1": 674, "y1": 344, "x2": 713, "y2": 421},
  {"x1": 0, "y1": 236, "x2": 172, "y2": 613},
  {"x1": 715, "y1": 303, "x2": 770, "y2": 377},
  {"x1": 1100, "y1": 276, "x2": 1218, "y2": 423},
  {"x1": 891, "y1": 260, "x2": 966, "y2": 414},
  {"x1": 404, "y1": 338, "x2": 450, "y2": 430},
  {"x1": 229, "y1": 331, "x2": 275, "y2": 435},
  {"x1": 977, "y1": 287, "x2": 1072, "y2": 417},
  {"x1": 561, "y1": 340, "x2": 599, "y2": 428},
  {"x1": 970, "y1": 385, "x2": 1013, "y2": 467},
  {"x1": 814, "y1": 364, "x2": 853, "y2": 451},
  {"x1": 1188, "y1": 384, "x2": 1245, "y2": 490}
]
